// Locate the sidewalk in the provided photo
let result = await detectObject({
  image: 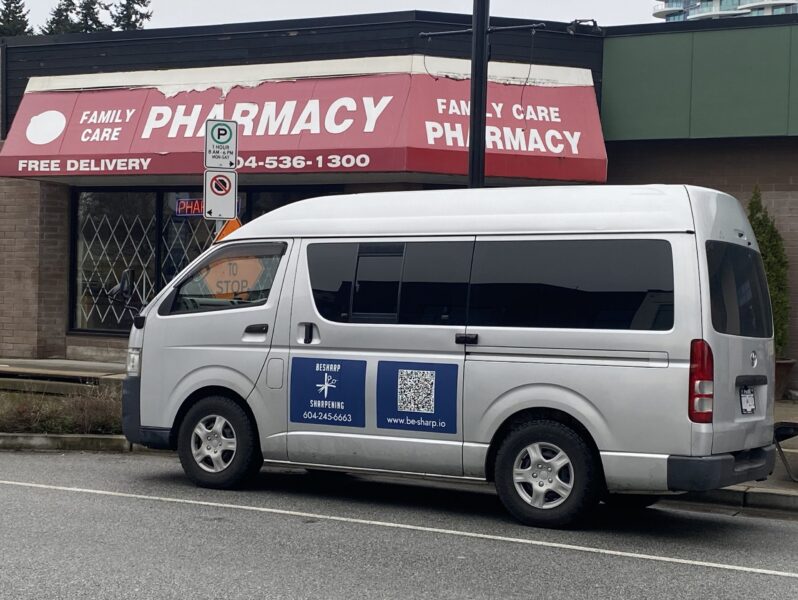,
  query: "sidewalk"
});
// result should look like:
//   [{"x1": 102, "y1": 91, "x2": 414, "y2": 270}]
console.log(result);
[
  {"x1": 681, "y1": 400, "x2": 798, "y2": 511},
  {"x1": 736, "y1": 400, "x2": 798, "y2": 502}
]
